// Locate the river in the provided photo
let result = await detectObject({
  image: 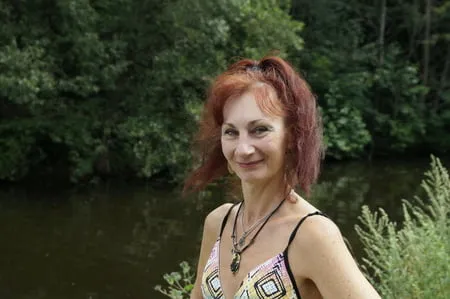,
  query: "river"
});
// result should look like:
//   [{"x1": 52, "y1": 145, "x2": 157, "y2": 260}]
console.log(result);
[{"x1": 0, "y1": 157, "x2": 446, "y2": 298}]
